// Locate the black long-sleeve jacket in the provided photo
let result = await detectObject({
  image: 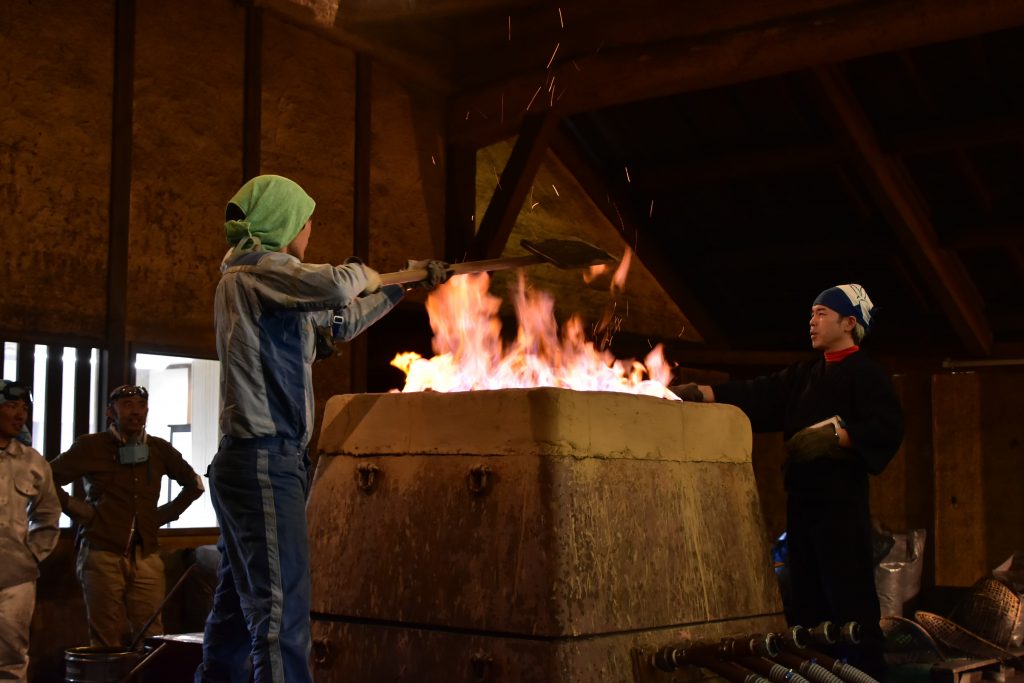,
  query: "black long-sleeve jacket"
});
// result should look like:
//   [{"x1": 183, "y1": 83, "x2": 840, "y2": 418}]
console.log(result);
[{"x1": 713, "y1": 351, "x2": 903, "y2": 499}]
